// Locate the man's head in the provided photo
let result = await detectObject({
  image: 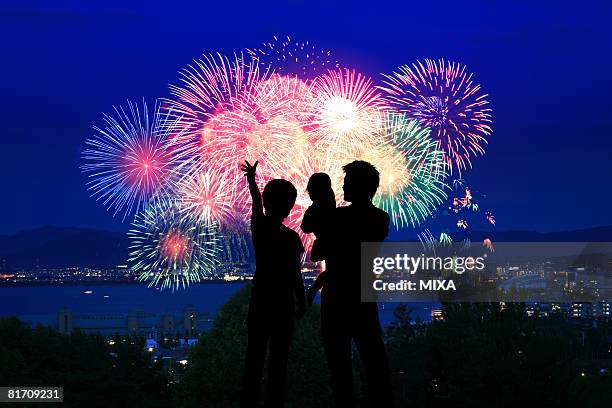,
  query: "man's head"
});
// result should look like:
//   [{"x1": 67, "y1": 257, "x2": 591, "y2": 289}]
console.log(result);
[
  {"x1": 342, "y1": 160, "x2": 380, "y2": 203},
  {"x1": 263, "y1": 179, "x2": 297, "y2": 220}
]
